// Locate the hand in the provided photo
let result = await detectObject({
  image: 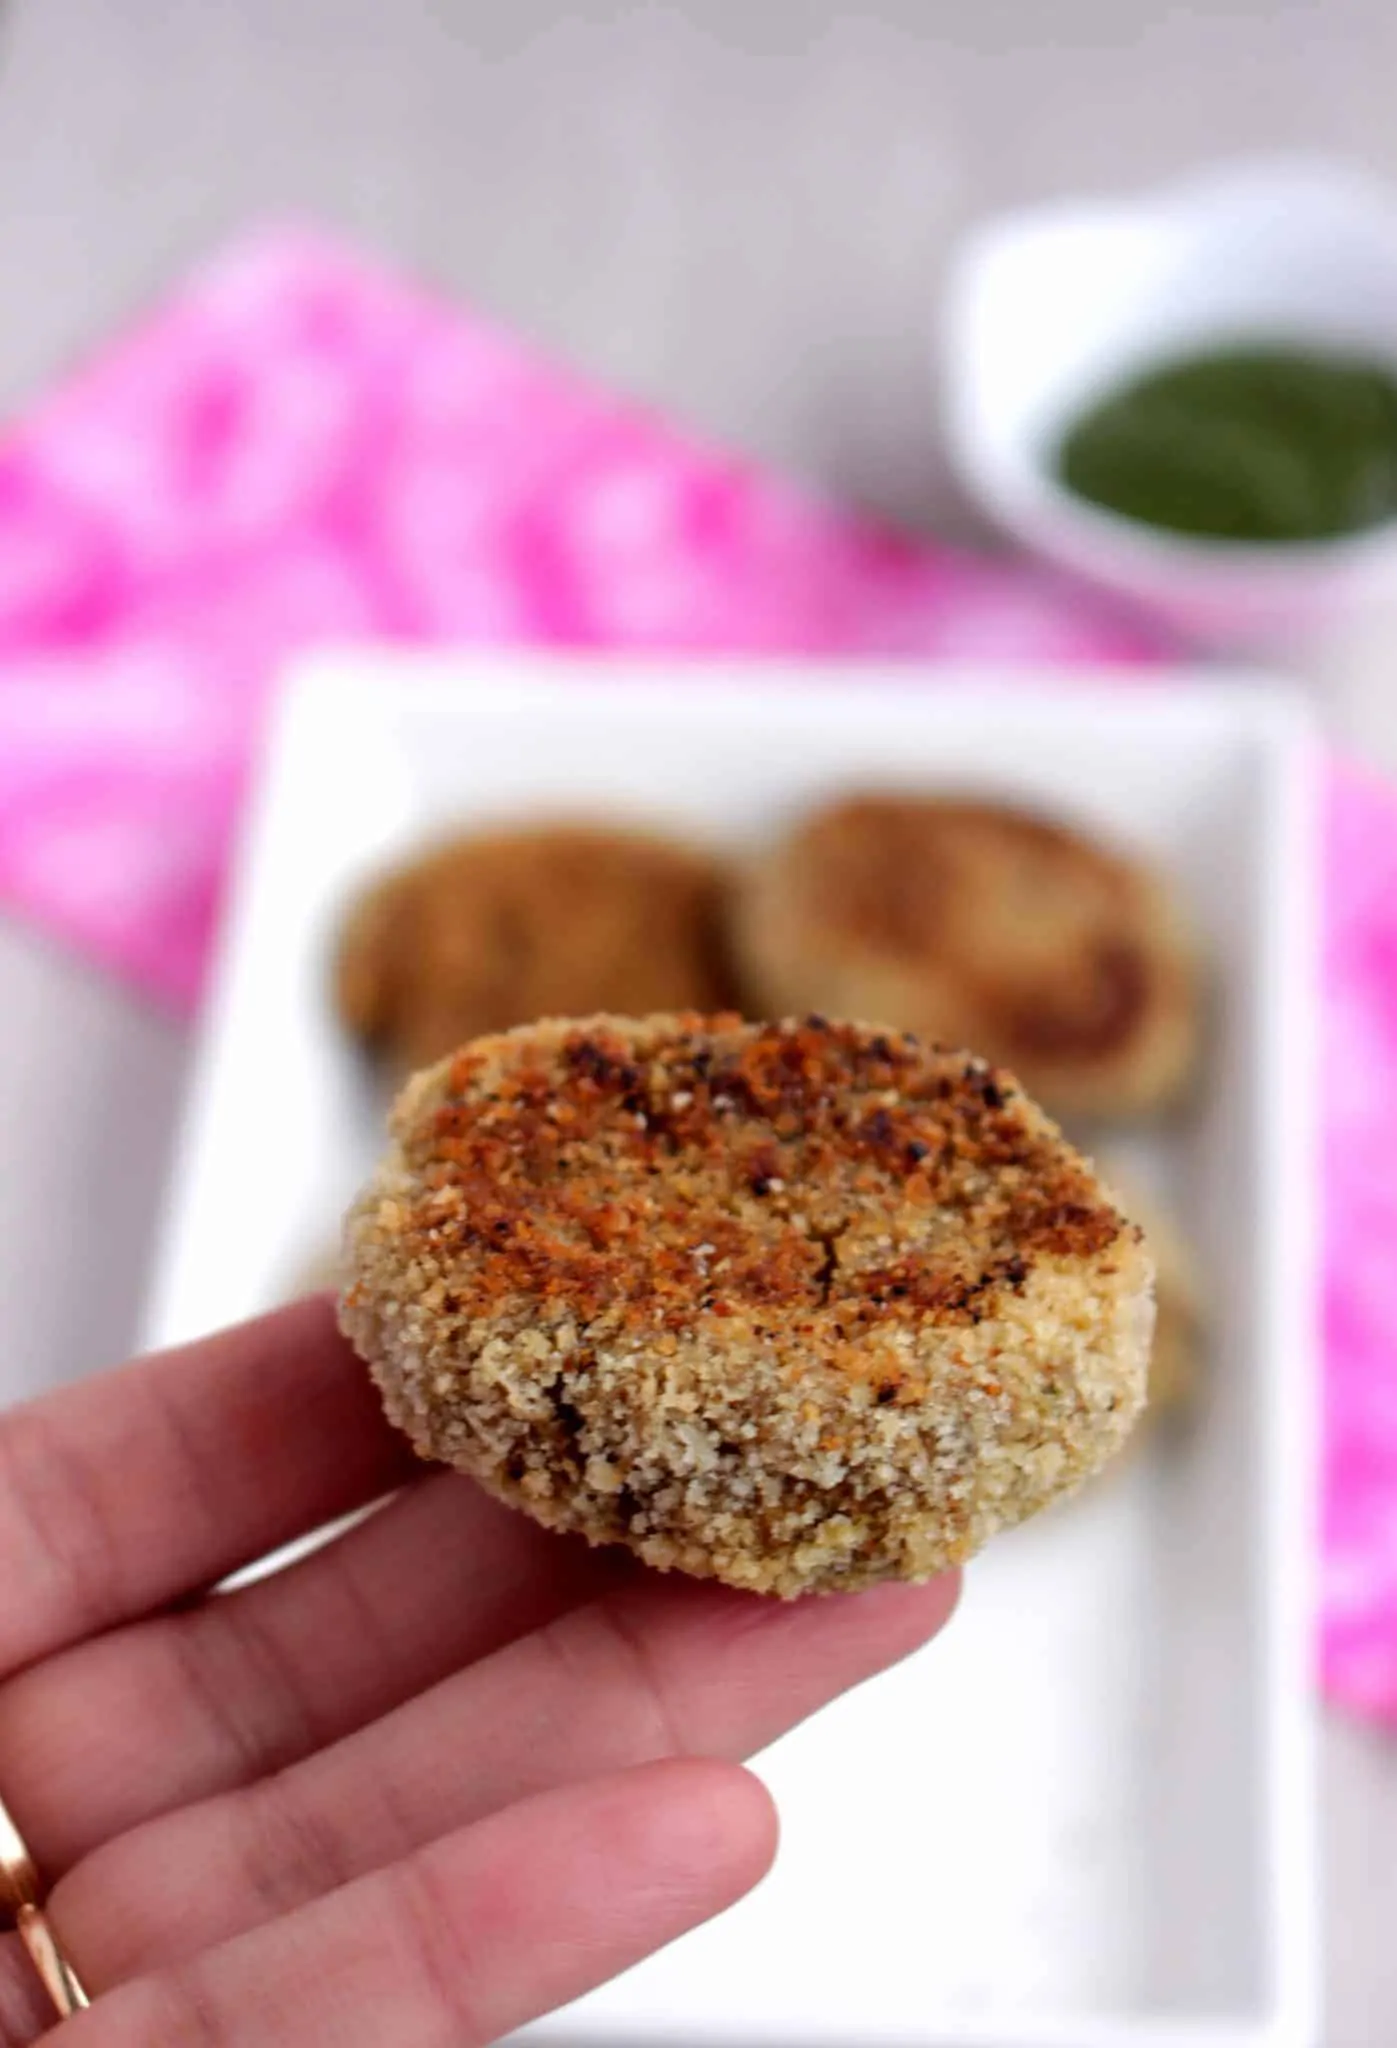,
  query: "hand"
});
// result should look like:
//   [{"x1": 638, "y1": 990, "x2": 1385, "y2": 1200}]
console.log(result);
[{"x1": 0, "y1": 1298, "x2": 957, "y2": 2045}]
